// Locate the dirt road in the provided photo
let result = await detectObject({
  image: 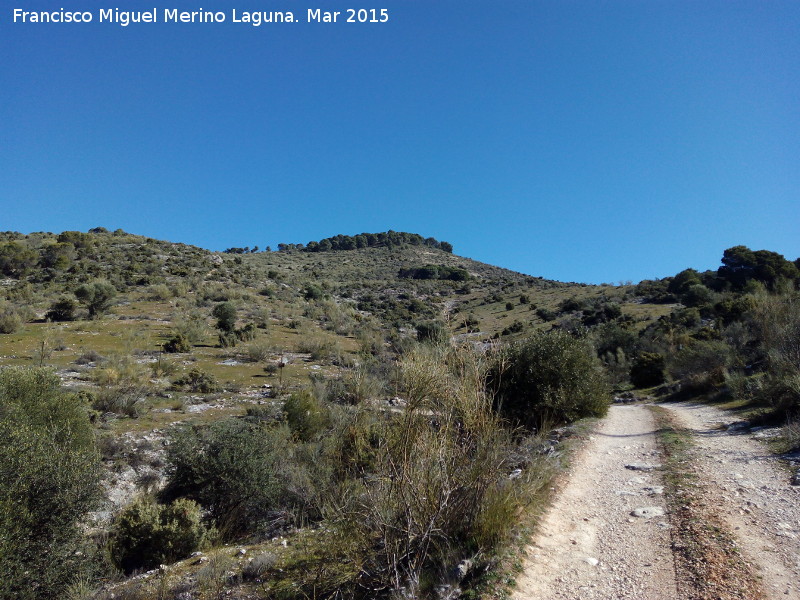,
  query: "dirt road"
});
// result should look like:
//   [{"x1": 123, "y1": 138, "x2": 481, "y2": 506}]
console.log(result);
[
  {"x1": 512, "y1": 402, "x2": 800, "y2": 600},
  {"x1": 663, "y1": 402, "x2": 800, "y2": 599},
  {"x1": 513, "y1": 405, "x2": 677, "y2": 599}
]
